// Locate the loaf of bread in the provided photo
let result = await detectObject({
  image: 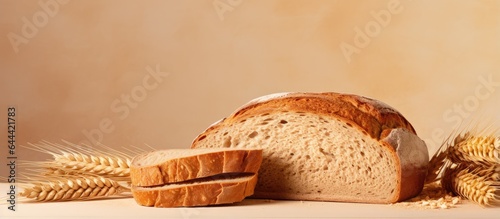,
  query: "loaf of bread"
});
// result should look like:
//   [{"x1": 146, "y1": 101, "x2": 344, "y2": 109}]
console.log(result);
[
  {"x1": 191, "y1": 92, "x2": 429, "y2": 203},
  {"x1": 130, "y1": 148, "x2": 263, "y2": 207}
]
